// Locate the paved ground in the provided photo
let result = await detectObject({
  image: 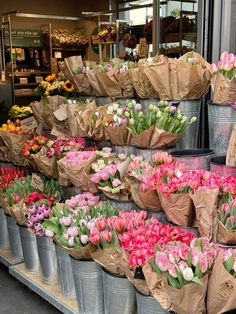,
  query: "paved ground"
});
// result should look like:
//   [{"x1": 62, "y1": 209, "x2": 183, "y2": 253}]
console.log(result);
[{"x1": 0, "y1": 263, "x2": 61, "y2": 314}]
